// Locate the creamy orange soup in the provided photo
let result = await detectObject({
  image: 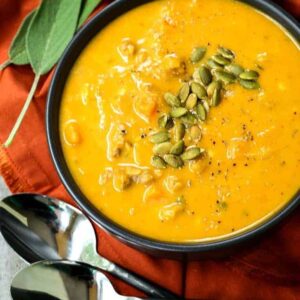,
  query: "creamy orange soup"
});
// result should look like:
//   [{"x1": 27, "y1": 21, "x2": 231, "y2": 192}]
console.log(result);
[{"x1": 60, "y1": 0, "x2": 300, "y2": 242}]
